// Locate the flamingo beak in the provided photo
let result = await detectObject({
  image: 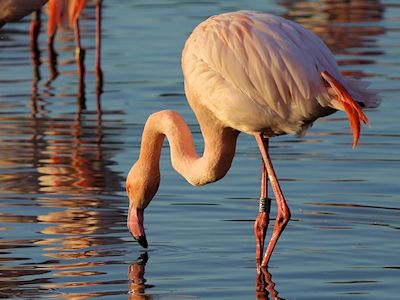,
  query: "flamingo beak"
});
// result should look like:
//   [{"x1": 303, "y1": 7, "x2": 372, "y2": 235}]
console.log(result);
[{"x1": 128, "y1": 206, "x2": 148, "y2": 248}]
